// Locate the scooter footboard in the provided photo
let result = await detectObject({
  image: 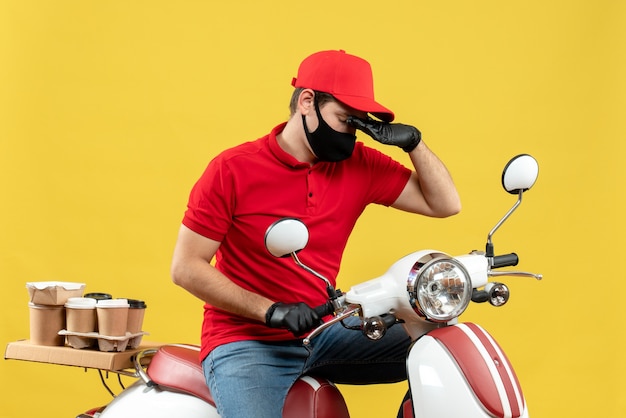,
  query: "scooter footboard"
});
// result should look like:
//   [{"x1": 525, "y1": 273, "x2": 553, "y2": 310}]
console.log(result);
[{"x1": 407, "y1": 323, "x2": 527, "y2": 418}]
